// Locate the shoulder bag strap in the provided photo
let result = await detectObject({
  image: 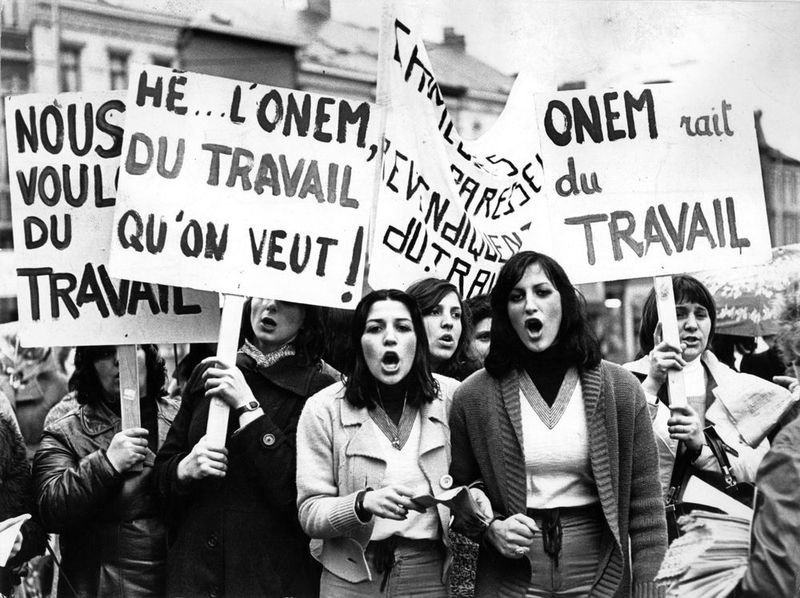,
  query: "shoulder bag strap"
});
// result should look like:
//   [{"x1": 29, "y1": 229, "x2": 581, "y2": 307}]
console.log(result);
[
  {"x1": 703, "y1": 425, "x2": 738, "y2": 488},
  {"x1": 665, "y1": 440, "x2": 694, "y2": 505}
]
